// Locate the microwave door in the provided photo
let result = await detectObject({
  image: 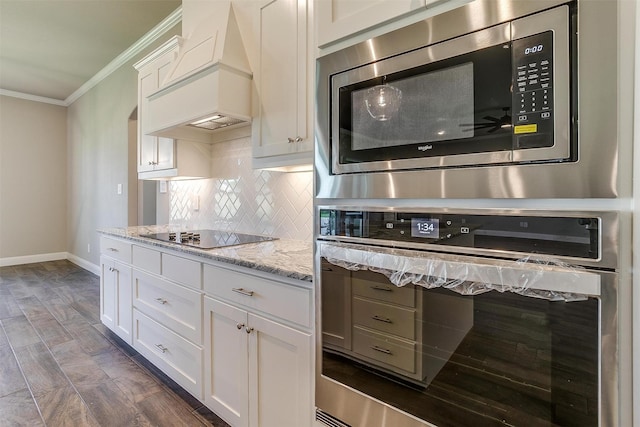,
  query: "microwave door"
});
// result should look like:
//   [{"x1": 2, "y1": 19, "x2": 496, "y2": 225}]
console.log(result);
[{"x1": 330, "y1": 23, "x2": 513, "y2": 175}]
